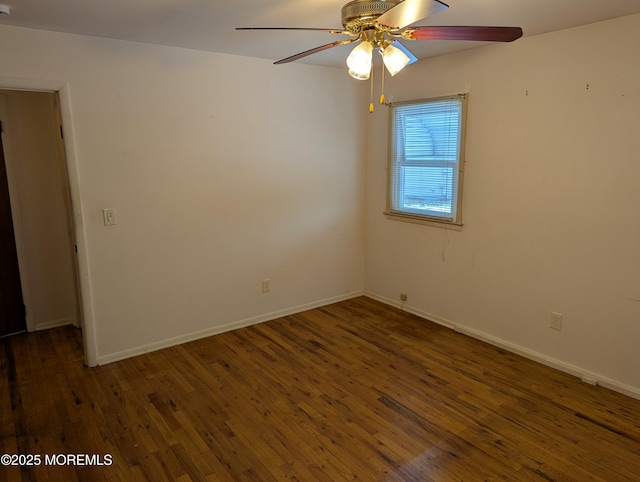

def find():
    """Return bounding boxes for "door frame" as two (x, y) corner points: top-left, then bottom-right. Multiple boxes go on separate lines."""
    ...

(0, 77), (97, 367)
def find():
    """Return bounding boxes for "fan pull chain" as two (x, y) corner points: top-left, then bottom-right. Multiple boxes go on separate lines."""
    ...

(369, 63), (374, 113)
(380, 59), (386, 105)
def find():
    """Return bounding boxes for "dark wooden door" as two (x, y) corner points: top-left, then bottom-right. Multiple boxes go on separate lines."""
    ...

(0, 122), (26, 337)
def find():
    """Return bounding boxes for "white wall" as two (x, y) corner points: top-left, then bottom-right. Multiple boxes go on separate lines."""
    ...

(0, 25), (366, 363)
(0, 90), (79, 331)
(365, 14), (640, 396)
(2, 13), (638, 397)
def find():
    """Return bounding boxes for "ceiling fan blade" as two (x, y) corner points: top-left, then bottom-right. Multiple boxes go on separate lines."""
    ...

(236, 27), (349, 35)
(406, 26), (523, 42)
(274, 39), (358, 64)
(377, 0), (449, 30)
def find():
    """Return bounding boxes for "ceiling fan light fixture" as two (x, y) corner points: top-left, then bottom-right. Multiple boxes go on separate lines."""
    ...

(346, 40), (373, 79)
(382, 43), (410, 76)
(348, 68), (370, 80)
(238, 0), (523, 111)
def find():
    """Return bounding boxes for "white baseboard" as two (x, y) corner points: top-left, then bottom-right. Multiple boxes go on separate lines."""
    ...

(364, 291), (640, 401)
(97, 290), (365, 366)
(34, 318), (77, 331)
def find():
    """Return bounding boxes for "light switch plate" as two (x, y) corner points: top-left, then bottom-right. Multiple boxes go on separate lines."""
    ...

(103, 208), (117, 226)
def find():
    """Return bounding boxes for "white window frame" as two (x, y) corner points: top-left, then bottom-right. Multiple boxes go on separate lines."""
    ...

(385, 94), (467, 229)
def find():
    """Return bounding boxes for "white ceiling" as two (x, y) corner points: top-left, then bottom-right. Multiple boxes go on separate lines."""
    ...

(1, 0), (640, 68)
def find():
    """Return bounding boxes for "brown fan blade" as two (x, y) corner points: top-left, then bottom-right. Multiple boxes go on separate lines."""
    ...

(274, 39), (358, 64)
(236, 27), (349, 35)
(377, 0), (449, 30)
(406, 26), (523, 42)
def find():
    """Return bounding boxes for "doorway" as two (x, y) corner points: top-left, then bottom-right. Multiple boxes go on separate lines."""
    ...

(0, 90), (81, 339)
(0, 126), (26, 337)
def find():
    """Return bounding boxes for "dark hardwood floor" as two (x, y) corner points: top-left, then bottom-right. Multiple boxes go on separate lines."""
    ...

(1, 296), (639, 481)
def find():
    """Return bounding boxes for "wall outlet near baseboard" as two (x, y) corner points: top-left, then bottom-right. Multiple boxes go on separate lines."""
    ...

(400, 293), (407, 302)
(550, 312), (563, 331)
(262, 279), (271, 293)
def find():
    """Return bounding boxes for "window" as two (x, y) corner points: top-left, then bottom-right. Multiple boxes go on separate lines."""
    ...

(386, 94), (467, 227)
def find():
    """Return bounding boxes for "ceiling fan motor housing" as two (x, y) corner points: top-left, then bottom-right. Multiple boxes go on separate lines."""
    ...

(341, 0), (401, 32)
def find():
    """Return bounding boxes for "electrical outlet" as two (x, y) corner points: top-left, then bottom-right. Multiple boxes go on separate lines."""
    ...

(400, 293), (408, 302)
(262, 279), (271, 293)
(550, 312), (563, 331)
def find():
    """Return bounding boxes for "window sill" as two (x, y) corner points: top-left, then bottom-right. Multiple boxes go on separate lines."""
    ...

(383, 211), (463, 231)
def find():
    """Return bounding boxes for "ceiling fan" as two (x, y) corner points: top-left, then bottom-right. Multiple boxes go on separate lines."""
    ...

(237, 0), (523, 110)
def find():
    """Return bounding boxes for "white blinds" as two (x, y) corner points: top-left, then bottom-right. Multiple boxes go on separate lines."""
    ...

(389, 96), (463, 222)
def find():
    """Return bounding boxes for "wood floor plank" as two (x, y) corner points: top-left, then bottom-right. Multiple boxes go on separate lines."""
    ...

(1, 296), (640, 480)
